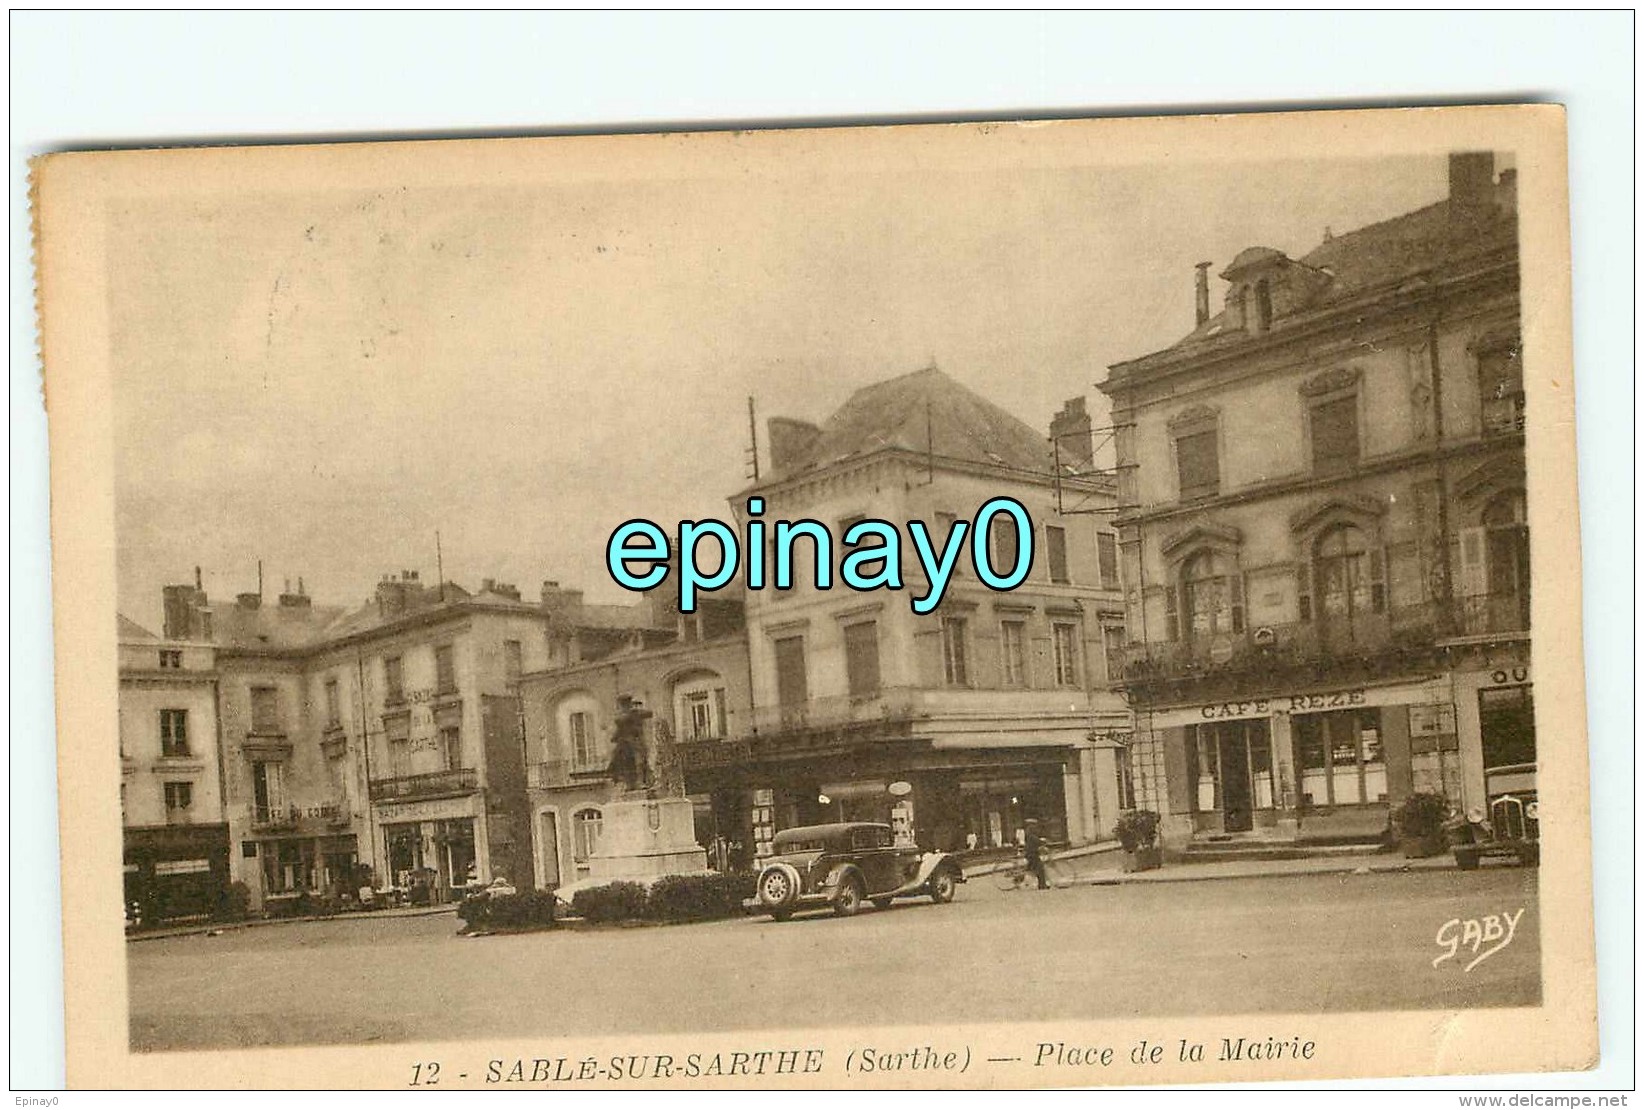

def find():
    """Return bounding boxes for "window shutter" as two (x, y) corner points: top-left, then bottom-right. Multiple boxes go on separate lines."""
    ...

(712, 688), (727, 739)
(1164, 585), (1179, 641)
(1458, 527), (1488, 597)
(1230, 573), (1246, 633)
(1297, 565), (1312, 622)
(1371, 547), (1387, 613)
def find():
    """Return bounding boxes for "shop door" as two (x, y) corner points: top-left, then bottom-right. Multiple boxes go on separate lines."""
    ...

(1219, 726), (1253, 832)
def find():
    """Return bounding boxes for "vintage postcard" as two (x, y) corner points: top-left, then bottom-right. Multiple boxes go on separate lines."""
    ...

(34, 105), (1594, 1089)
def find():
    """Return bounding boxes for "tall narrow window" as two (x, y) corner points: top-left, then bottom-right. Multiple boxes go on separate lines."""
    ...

(1102, 624), (1126, 683)
(1253, 279), (1273, 332)
(1309, 395), (1360, 474)
(573, 808), (603, 868)
(385, 717), (410, 779)
(843, 620), (881, 698)
(935, 512), (961, 578)
(252, 760), (285, 823)
(1311, 525), (1382, 620)
(941, 617), (969, 686)
(1175, 430), (1220, 500)
(440, 724), (463, 771)
(1000, 620), (1027, 686)
(1052, 622), (1082, 687)
(249, 687), (279, 734)
(1482, 491), (1530, 632)
(434, 644), (456, 694)
(1181, 551), (1244, 637)
(991, 514), (1020, 579)
(773, 636), (809, 707)
(1478, 345), (1525, 435)
(159, 709), (190, 756)
(568, 711), (597, 769)
(1045, 525), (1070, 584)
(163, 781), (193, 814)
(503, 640), (523, 688)
(1097, 532), (1119, 589)
(383, 656), (404, 704)
(324, 678), (341, 727)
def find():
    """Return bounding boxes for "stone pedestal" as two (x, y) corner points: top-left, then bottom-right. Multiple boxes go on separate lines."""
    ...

(587, 797), (707, 881)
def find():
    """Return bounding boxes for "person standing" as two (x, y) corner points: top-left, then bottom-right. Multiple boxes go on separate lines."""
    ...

(1023, 819), (1049, 890)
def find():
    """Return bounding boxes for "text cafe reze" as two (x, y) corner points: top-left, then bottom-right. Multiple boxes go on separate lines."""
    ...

(1199, 690), (1367, 720)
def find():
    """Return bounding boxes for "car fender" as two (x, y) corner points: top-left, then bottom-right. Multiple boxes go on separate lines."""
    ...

(893, 852), (963, 895)
(822, 862), (864, 897)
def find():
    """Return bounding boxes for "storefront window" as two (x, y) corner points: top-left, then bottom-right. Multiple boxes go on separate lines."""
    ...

(1479, 685), (1535, 768)
(1294, 710), (1385, 805)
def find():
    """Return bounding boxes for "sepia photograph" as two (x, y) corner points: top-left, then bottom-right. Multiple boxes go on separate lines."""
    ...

(34, 102), (1596, 1090)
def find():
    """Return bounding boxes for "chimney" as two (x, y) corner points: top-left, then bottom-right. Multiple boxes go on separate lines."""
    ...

(1449, 151), (1495, 222)
(278, 575), (311, 610)
(1194, 262), (1212, 326)
(766, 417), (823, 476)
(162, 581), (210, 641)
(1050, 397), (1094, 470)
(235, 591), (262, 611)
(375, 574), (409, 617)
(540, 581), (585, 615)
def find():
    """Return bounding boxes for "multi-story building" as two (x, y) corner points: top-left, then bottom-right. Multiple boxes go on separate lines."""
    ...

(147, 570), (554, 912)
(1100, 152), (1528, 850)
(688, 366), (1131, 858)
(118, 598), (230, 922)
(519, 587), (750, 886)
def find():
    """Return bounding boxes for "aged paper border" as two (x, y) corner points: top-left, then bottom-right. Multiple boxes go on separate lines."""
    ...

(35, 104), (1593, 1090)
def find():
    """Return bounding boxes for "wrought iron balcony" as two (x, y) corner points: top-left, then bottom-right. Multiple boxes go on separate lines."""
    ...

(368, 767), (479, 801)
(743, 688), (923, 738)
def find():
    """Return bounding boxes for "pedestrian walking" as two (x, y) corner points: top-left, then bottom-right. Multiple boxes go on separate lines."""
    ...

(1023, 819), (1049, 890)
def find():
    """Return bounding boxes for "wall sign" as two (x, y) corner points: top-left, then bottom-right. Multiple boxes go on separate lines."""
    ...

(1197, 689), (1366, 720)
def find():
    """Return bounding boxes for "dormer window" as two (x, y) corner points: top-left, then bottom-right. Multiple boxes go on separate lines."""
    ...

(1253, 279), (1273, 333)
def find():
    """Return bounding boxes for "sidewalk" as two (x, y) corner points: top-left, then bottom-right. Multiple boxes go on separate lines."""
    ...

(966, 841), (1459, 888)
(127, 901), (458, 942)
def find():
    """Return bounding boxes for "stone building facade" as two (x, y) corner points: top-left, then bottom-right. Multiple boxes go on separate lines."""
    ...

(1100, 152), (1529, 850)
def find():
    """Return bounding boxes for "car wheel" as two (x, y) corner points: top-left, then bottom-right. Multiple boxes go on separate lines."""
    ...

(871, 897), (894, 911)
(757, 863), (801, 914)
(833, 877), (863, 917)
(929, 868), (957, 904)
(1454, 850), (1480, 871)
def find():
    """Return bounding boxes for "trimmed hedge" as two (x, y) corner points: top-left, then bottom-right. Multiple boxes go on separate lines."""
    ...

(459, 889), (557, 933)
(646, 872), (757, 922)
(565, 872), (758, 925)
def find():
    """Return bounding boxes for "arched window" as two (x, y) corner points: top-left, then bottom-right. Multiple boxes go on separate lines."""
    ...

(1308, 524), (1384, 620)
(1171, 550), (1243, 639)
(572, 808), (603, 869)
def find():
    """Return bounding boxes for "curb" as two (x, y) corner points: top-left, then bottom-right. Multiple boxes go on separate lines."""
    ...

(127, 903), (459, 942)
(1070, 856), (1456, 888)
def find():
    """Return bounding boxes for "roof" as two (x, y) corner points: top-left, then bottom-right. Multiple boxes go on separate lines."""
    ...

(1114, 175), (1517, 376)
(768, 365), (1058, 481)
(214, 600), (351, 651)
(117, 613), (160, 641)
(772, 822), (891, 846)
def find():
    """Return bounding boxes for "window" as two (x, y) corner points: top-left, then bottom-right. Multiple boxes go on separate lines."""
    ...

(1253, 278), (1273, 333)
(991, 514), (1020, 579)
(1102, 624), (1126, 683)
(163, 781), (193, 813)
(251, 760), (285, 823)
(568, 711), (598, 769)
(434, 645), (456, 694)
(1294, 711), (1386, 805)
(327, 750), (348, 805)
(1115, 748), (1136, 811)
(1174, 550), (1243, 639)
(1305, 524), (1383, 621)
(674, 676), (728, 741)
(572, 808), (603, 867)
(1052, 622), (1081, 687)
(940, 617), (969, 686)
(935, 512), (961, 578)
(1097, 532), (1119, 590)
(1309, 395), (1360, 474)
(1044, 525), (1069, 584)
(773, 636), (809, 707)
(159, 649), (182, 669)
(386, 716), (410, 779)
(843, 620), (881, 698)
(682, 691), (716, 740)
(440, 725), (463, 771)
(1000, 620), (1027, 686)
(159, 709), (190, 757)
(1478, 344), (1524, 435)
(503, 640), (523, 687)
(1175, 429), (1220, 500)
(384, 656), (404, 704)
(249, 686), (280, 734)
(324, 678), (341, 727)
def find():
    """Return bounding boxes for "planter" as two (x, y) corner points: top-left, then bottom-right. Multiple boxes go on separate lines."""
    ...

(1122, 846), (1163, 873)
(1399, 833), (1447, 859)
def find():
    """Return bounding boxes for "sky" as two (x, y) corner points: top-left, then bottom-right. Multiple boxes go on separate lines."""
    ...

(110, 143), (1450, 630)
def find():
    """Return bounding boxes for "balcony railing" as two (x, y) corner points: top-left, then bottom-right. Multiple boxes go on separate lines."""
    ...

(252, 805), (299, 830)
(743, 687), (922, 737)
(368, 767), (479, 801)
(1120, 597), (1530, 687)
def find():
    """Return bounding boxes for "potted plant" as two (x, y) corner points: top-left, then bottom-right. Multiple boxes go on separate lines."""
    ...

(1392, 791), (1451, 858)
(1114, 809), (1162, 873)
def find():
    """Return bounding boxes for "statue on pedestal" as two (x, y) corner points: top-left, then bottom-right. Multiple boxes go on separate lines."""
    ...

(605, 695), (653, 794)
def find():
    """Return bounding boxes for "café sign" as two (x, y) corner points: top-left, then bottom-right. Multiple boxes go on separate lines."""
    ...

(1197, 689), (1367, 720)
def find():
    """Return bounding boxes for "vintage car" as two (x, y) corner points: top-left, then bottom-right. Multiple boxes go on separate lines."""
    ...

(746, 822), (965, 920)
(1450, 761), (1539, 869)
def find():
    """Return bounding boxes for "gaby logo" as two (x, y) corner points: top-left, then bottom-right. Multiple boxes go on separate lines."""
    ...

(1432, 908), (1527, 972)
